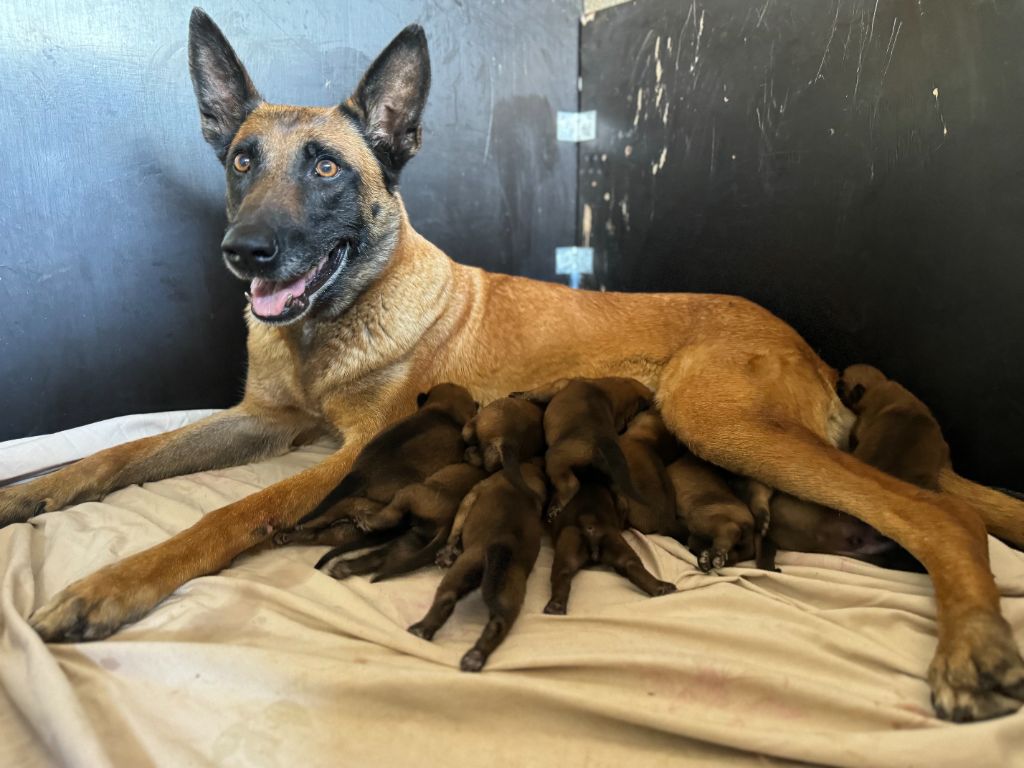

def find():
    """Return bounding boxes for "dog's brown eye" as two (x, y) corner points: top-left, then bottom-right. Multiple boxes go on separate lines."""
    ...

(315, 159), (338, 178)
(232, 153), (251, 173)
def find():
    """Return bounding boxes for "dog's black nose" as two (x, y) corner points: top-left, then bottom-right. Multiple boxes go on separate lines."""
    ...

(221, 224), (278, 271)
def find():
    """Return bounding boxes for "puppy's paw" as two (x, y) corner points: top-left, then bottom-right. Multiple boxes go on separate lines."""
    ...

(651, 580), (676, 596)
(929, 610), (1024, 722)
(408, 621), (436, 641)
(543, 599), (567, 615)
(460, 648), (487, 672)
(436, 545), (461, 568)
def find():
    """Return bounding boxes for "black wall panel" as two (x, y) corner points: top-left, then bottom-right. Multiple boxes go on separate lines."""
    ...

(0, 1), (579, 440)
(580, 0), (1024, 490)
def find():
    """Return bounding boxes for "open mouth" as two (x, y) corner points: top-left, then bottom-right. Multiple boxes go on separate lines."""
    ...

(246, 243), (349, 323)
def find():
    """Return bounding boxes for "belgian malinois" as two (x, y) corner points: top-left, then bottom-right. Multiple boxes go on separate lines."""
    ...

(3, 8), (1023, 721)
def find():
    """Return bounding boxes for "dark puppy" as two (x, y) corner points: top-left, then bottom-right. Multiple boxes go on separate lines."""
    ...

(515, 377), (652, 518)
(667, 453), (756, 572)
(409, 461), (547, 672)
(838, 364), (950, 489)
(616, 410), (685, 537)
(280, 383), (477, 547)
(315, 461), (487, 581)
(462, 397), (545, 497)
(545, 473), (676, 616)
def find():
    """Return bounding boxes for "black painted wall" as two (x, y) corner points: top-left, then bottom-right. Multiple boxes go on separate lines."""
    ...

(580, 0), (1024, 490)
(0, 1), (579, 441)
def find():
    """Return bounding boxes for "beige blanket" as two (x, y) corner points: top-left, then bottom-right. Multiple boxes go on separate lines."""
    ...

(2, 438), (1023, 767)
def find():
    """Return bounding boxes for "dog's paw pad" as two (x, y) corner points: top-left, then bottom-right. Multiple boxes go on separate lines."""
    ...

(543, 600), (567, 615)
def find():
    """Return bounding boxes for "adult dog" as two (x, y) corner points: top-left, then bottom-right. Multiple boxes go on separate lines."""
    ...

(3, 9), (1022, 722)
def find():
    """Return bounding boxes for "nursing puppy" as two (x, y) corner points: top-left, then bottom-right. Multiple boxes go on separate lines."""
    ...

(284, 383), (478, 545)
(545, 473), (676, 616)
(316, 461), (488, 581)
(462, 396), (545, 497)
(515, 377), (652, 518)
(667, 454), (756, 572)
(616, 410), (686, 537)
(409, 460), (547, 672)
(838, 364), (950, 489)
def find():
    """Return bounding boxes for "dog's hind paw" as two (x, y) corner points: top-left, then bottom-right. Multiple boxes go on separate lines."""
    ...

(928, 610), (1024, 721)
(543, 599), (567, 615)
(408, 621), (436, 641)
(651, 580), (677, 596)
(460, 648), (487, 672)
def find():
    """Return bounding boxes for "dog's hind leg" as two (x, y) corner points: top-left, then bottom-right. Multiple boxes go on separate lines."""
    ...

(461, 549), (530, 672)
(658, 343), (1024, 721)
(600, 530), (676, 597)
(938, 467), (1024, 549)
(317, 546), (389, 580)
(0, 405), (314, 526)
(544, 527), (587, 615)
(409, 550), (485, 641)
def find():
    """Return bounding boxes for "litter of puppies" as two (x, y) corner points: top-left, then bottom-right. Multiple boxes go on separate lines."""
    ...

(280, 369), (944, 671)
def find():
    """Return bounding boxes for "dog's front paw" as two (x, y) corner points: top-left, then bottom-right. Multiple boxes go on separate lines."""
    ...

(30, 568), (158, 642)
(0, 485), (52, 527)
(435, 544), (461, 568)
(928, 610), (1024, 721)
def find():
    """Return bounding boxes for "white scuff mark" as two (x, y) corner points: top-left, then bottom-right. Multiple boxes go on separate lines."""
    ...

(662, 100), (670, 125)
(655, 83), (666, 109)
(828, 127), (836, 135)
(868, 0), (880, 41)
(581, 11), (595, 26)
(731, 153), (737, 160)
(810, 0), (842, 86)
(655, 36), (664, 83)
(624, 144), (633, 157)
(605, 219), (616, 236)
(619, 197), (630, 230)
(601, 153), (608, 161)
(691, 8), (705, 73)
(652, 146), (669, 175)
(879, 18), (902, 89)
(590, 180), (598, 187)
(675, 2), (696, 72)
(667, 36), (673, 54)
(757, 0), (772, 28)
(483, 64), (495, 162)
(632, 87), (644, 127)
(603, 191), (611, 201)
(932, 87), (949, 136)
(582, 204), (593, 247)
(324, 79), (331, 89)
(577, 76), (583, 92)
(723, 96), (729, 103)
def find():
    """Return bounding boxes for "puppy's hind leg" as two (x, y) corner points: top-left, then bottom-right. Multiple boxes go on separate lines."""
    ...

(544, 445), (581, 520)
(545, 527), (587, 615)
(462, 546), (530, 672)
(409, 550), (485, 641)
(317, 546), (389, 580)
(601, 530), (676, 597)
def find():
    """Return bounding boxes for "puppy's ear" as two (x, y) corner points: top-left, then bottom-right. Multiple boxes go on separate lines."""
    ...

(416, 391), (429, 408)
(345, 25), (431, 187)
(846, 383), (866, 406)
(188, 8), (262, 161)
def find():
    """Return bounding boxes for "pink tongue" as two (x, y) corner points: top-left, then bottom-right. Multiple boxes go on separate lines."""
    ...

(250, 274), (307, 317)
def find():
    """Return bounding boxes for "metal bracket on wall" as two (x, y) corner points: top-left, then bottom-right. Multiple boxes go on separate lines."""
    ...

(557, 111), (597, 142)
(555, 246), (594, 289)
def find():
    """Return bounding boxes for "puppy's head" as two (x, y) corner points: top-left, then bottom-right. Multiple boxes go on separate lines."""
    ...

(597, 377), (654, 425)
(416, 383), (479, 425)
(837, 364), (888, 411)
(188, 8), (430, 325)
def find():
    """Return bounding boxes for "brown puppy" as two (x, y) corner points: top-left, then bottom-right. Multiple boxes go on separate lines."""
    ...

(462, 397), (545, 497)
(409, 461), (547, 672)
(545, 473), (676, 615)
(667, 454), (756, 572)
(516, 377), (652, 518)
(839, 364), (951, 489)
(315, 461), (487, 581)
(616, 410), (686, 537)
(286, 383), (478, 540)
(15, 11), (1024, 721)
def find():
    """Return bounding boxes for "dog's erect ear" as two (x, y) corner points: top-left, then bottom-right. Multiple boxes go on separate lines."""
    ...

(188, 8), (262, 161)
(416, 392), (429, 408)
(347, 25), (431, 186)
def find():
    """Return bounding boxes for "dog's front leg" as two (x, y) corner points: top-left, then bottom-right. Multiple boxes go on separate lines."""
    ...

(0, 405), (315, 526)
(29, 434), (368, 643)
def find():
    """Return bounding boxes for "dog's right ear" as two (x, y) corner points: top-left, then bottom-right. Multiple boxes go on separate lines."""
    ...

(188, 8), (262, 161)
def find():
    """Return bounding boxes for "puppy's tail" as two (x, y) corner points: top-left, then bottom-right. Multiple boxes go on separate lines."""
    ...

(594, 437), (647, 506)
(371, 528), (448, 582)
(481, 540), (515, 604)
(938, 466), (1024, 550)
(498, 442), (538, 501)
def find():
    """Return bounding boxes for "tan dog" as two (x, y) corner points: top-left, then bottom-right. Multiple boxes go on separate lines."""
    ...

(462, 396), (545, 497)
(7, 9), (1024, 721)
(545, 474), (676, 615)
(315, 461), (487, 581)
(667, 454), (756, 572)
(409, 461), (547, 671)
(616, 411), (685, 537)
(515, 377), (652, 518)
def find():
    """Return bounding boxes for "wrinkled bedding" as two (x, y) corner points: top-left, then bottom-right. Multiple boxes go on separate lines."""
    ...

(1, 415), (1022, 767)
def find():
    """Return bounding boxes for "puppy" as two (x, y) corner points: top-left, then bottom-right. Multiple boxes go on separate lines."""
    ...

(616, 410), (685, 537)
(515, 377), (652, 517)
(838, 364), (950, 489)
(315, 462), (488, 581)
(666, 453), (756, 572)
(545, 472), (676, 615)
(462, 397), (545, 497)
(280, 383), (477, 547)
(743, 364), (947, 570)
(409, 460), (547, 672)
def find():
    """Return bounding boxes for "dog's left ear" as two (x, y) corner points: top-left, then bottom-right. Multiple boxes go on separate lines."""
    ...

(347, 25), (431, 186)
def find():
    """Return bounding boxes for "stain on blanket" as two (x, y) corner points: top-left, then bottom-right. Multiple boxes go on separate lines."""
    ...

(213, 700), (314, 766)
